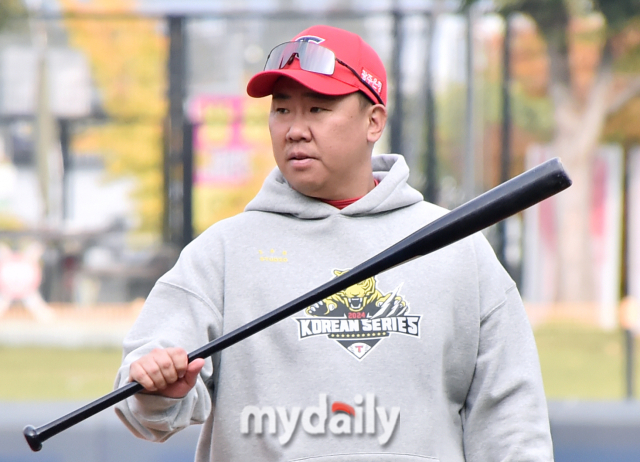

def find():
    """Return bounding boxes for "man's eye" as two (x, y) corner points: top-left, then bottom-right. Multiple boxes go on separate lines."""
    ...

(274, 107), (289, 114)
(310, 107), (324, 113)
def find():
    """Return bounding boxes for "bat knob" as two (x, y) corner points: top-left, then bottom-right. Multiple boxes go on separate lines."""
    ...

(23, 425), (43, 452)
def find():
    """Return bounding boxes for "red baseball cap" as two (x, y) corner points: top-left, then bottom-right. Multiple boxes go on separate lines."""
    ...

(247, 25), (387, 106)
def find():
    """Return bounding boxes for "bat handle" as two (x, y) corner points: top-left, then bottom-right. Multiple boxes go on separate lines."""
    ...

(23, 380), (144, 451)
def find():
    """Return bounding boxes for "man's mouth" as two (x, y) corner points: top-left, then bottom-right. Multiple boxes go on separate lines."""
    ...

(288, 152), (314, 161)
(287, 153), (317, 167)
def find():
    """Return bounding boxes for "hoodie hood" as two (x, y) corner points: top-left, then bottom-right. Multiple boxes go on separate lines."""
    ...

(244, 154), (424, 219)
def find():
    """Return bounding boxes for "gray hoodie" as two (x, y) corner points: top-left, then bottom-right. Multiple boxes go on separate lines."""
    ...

(115, 154), (553, 461)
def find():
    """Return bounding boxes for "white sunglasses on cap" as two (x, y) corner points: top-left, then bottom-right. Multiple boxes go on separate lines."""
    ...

(264, 40), (384, 106)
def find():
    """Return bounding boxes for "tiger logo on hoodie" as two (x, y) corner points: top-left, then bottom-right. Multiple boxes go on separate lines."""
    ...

(297, 269), (420, 360)
(306, 270), (407, 319)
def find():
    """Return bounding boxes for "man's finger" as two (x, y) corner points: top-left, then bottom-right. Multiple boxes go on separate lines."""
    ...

(141, 356), (170, 390)
(165, 347), (189, 379)
(129, 361), (159, 392)
(183, 358), (205, 389)
(155, 350), (181, 385)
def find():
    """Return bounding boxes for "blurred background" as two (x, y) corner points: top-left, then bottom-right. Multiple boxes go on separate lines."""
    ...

(1, 0), (640, 460)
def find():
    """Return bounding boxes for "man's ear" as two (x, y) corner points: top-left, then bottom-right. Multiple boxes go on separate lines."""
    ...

(367, 105), (387, 144)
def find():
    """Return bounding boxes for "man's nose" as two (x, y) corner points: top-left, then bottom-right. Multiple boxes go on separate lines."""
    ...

(286, 114), (311, 142)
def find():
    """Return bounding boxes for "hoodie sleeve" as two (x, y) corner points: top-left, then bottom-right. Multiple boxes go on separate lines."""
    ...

(461, 236), (553, 461)
(113, 234), (225, 442)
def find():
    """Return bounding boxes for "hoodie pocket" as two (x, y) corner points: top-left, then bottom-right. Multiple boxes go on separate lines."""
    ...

(290, 454), (439, 462)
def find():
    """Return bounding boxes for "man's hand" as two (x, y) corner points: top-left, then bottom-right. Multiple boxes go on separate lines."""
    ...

(128, 347), (205, 398)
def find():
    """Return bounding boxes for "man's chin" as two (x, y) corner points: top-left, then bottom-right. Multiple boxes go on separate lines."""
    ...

(287, 179), (331, 200)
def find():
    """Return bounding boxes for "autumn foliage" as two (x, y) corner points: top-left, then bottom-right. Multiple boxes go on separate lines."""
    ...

(59, 0), (167, 235)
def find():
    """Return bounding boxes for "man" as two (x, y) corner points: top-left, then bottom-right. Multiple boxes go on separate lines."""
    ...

(115, 25), (554, 461)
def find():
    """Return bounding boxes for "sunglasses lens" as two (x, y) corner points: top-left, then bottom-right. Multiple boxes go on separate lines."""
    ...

(264, 42), (297, 70)
(299, 43), (335, 75)
(264, 41), (335, 75)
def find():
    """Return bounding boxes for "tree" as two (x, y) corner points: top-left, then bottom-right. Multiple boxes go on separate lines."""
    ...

(602, 17), (640, 147)
(466, 0), (640, 305)
(58, 0), (167, 237)
(0, 0), (26, 32)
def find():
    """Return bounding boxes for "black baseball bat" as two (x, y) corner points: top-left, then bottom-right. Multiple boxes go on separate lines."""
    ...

(24, 157), (571, 451)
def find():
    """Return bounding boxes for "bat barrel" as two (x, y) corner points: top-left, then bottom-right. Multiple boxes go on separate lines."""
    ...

(319, 157), (572, 287)
(408, 156), (571, 255)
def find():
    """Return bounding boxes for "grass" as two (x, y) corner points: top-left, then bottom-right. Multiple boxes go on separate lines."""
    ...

(534, 322), (640, 399)
(1, 322), (639, 400)
(0, 346), (123, 401)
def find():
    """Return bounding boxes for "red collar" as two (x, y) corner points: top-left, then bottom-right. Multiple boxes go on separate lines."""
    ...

(322, 178), (379, 210)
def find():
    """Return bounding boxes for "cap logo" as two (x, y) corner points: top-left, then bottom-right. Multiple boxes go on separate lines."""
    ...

(295, 35), (325, 44)
(361, 68), (383, 95)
